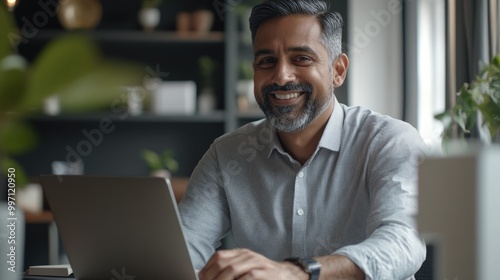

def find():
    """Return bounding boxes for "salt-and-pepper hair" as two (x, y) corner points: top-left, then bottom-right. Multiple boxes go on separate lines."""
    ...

(249, 0), (344, 62)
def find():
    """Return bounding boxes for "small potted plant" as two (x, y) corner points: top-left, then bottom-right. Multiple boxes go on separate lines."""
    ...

(141, 149), (179, 179)
(435, 54), (500, 144)
(138, 0), (162, 31)
(236, 60), (256, 112)
(197, 55), (217, 113)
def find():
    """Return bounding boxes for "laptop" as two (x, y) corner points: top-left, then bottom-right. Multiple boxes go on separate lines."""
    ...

(40, 175), (198, 280)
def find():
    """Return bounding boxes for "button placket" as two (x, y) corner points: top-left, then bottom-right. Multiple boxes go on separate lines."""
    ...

(291, 168), (307, 256)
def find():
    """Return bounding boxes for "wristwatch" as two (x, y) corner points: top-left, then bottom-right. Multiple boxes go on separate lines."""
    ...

(284, 257), (321, 280)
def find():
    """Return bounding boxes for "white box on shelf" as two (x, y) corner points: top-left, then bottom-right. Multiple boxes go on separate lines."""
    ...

(152, 81), (196, 115)
(418, 144), (500, 280)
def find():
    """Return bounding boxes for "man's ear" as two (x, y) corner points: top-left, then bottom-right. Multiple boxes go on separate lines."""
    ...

(332, 53), (349, 87)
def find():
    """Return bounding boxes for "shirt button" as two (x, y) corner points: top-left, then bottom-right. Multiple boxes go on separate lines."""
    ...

(298, 172), (304, 178)
(297, 209), (304, 216)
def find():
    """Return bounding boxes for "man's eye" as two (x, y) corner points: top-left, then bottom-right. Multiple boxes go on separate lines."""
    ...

(294, 56), (312, 64)
(255, 57), (276, 68)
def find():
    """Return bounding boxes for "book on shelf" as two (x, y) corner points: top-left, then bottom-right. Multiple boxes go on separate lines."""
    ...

(26, 264), (73, 277)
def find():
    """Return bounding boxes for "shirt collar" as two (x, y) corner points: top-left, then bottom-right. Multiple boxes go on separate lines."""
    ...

(318, 97), (344, 152)
(265, 97), (344, 158)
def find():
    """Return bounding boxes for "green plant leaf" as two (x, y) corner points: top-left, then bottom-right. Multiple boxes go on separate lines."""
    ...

(492, 55), (500, 68)
(479, 97), (500, 137)
(199, 56), (216, 88)
(0, 55), (28, 112)
(435, 54), (500, 143)
(142, 149), (163, 171)
(142, 0), (162, 8)
(0, 121), (38, 155)
(56, 62), (142, 113)
(0, 4), (14, 60)
(162, 150), (178, 172)
(21, 35), (101, 110)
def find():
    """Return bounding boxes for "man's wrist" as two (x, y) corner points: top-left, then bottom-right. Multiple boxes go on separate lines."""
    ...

(284, 257), (321, 280)
(281, 261), (310, 280)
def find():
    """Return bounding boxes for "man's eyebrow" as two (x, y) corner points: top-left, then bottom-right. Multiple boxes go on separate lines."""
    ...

(254, 46), (318, 58)
(254, 49), (274, 57)
(287, 46), (317, 55)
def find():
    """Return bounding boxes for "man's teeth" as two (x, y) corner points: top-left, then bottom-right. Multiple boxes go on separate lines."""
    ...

(274, 92), (301, 100)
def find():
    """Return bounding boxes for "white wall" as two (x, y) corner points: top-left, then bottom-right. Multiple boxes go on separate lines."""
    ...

(347, 0), (404, 119)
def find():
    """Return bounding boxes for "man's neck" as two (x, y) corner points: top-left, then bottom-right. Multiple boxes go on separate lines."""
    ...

(277, 101), (334, 165)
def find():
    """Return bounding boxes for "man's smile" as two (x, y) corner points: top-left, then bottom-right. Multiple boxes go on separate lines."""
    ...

(272, 92), (304, 100)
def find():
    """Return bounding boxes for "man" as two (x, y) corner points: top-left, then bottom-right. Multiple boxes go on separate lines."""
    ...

(178, 0), (426, 279)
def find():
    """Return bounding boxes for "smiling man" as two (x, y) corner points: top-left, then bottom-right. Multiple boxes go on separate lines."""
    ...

(178, 1), (426, 279)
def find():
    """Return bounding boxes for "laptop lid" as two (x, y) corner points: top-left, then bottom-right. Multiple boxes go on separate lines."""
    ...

(40, 175), (198, 280)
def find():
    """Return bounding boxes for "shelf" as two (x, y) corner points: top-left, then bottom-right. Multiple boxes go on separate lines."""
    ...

(28, 111), (227, 123)
(31, 30), (225, 44)
(25, 211), (53, 224)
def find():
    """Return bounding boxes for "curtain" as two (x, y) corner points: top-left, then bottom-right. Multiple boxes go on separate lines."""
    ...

(453, 0), (499, 94)
(448, 0), (499, 139)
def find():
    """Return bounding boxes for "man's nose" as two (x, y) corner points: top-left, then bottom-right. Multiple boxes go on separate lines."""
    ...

(271, 61), (295, 86)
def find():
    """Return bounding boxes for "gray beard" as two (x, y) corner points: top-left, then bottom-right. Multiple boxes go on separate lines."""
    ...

(259, 92), (333, 133)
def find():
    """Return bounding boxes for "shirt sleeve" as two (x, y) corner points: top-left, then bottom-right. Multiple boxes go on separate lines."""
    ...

(178, 143), (231, 270)
(333, 121), (427, 279)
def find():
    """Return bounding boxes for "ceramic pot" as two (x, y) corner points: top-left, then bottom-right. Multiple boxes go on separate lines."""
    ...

(151, 169), (171, 180)
(176, 12), (190, 33)
(191, 9), (214, 34)
(17, 183), (43, 213)
(198, 87), (216, 113)
(139, 8), (161, 32)
(237, 80), (257, 111)
(58, 0), (102, 30)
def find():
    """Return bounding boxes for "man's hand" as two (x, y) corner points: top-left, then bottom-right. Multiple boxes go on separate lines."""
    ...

(199, 248), (308, 280)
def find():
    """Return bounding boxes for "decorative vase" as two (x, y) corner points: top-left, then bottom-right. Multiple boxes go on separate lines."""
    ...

(198, 87), (216, 113)
(191, 9), (214, 34)
(57, 0), (102, 30)
(139, 8), (161, 32)
(237, 80), (257, 111)
(16, 183), (43, 213)
(176, 12), (190, 33)
(151, 169), (171, 180)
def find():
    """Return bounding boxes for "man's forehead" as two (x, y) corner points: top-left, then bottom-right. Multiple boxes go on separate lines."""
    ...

(253, 15), (325, 55)
(255, 14), (322, 35)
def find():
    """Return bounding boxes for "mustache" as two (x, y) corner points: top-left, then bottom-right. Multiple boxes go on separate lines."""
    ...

(262, 83), (313, 95)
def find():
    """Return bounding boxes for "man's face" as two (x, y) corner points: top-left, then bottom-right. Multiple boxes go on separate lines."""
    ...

(253, 15), (335, 132)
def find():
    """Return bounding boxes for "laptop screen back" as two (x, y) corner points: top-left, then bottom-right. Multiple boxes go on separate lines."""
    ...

(40, 175), (197, 280)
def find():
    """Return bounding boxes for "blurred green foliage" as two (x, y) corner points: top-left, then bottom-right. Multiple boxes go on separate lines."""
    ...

(436, 55), (500, 143)
(0, 4), (142, 187)
(141, 149), (179, 173)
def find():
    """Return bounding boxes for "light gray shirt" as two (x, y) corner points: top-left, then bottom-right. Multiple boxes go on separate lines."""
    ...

(178, 100), (426, 279)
